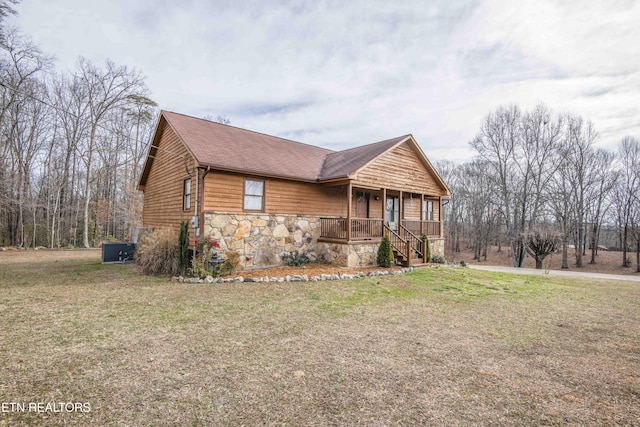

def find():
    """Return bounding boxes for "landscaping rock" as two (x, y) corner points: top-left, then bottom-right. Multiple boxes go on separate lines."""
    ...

(204, 275), (215, 283)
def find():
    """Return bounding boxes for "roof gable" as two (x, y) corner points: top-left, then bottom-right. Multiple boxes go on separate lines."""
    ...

(319, 135), (410, 180)
(353, 138), (451, 195)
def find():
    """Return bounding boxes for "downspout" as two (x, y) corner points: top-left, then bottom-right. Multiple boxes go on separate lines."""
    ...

(200, 166), (211, 237)
(191, 166), (211, 261)
(192, 167), (199, 263)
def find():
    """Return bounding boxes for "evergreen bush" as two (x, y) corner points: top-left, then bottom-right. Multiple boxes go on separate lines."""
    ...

(178, 221), (189, 275)
(377, 236), (394, 267)
(422, 235), (431, 263)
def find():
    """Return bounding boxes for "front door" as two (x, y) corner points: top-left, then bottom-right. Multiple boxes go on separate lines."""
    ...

(356, 192), (369, 218)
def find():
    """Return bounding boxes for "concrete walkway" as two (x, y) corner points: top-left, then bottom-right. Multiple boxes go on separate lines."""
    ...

(468, 264), (640, 283)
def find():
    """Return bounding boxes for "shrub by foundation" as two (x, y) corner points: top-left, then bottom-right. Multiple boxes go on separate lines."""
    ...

(377, 236), (394, 267)
(135, 227), (180, 276)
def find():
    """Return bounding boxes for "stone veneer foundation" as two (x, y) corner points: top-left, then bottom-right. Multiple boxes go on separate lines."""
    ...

(203, 212), (444, 269)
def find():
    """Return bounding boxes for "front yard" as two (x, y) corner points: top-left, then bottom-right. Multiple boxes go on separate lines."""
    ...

(1, 250), (639, 425)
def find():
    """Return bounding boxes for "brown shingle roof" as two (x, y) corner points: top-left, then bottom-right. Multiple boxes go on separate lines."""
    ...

(163, 111), (333, 181)
(140, 111), (443, 190)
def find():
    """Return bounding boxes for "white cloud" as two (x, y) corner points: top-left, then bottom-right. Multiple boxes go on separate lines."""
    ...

(9, 0), (640, 161)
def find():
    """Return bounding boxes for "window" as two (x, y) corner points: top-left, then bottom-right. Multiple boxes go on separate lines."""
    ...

(244, 179), (264, 211)
(385, 196), (399, 230)
(423, 200), (434, 221)
(183, 178), (191, 211)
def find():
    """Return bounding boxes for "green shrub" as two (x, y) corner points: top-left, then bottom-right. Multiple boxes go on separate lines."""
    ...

(282, 250), (310, 267)
(135, 227), (179, 276)
(431, 254), (446, 264)
(422, 236), (431, 263)
(377, 236), (394, 268)
(178, 221), (189, 275)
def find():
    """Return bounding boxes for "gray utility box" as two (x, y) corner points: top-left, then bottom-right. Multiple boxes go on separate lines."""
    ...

(102, 242), (136, 264)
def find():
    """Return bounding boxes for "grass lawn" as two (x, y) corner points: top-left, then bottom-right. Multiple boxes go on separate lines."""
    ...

(1, 250), (639, 426)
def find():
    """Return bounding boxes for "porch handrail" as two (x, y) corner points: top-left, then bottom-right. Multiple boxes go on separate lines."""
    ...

(398, 224), (424, 261)
(384, 224), (409, 261)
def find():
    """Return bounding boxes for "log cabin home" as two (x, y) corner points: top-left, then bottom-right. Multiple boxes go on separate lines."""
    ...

(138, 111), (451, 269)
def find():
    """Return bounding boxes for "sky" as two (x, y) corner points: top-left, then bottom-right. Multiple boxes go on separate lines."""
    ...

(8, 0), (640, 162)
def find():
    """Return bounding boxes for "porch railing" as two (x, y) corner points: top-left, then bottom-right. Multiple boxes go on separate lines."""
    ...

(351, 218), (383, 239)
(320, 218), (441, 241)
(402, 220), (441, 237)
(320, 217), (384, 240)
(320, 217), (348, 240)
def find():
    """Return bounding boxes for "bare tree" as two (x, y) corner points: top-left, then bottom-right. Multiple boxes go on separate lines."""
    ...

(564, 116), (600, 267)
(49, 72), (90, 246)
(435, 160), (463, 253)
(548, 145), (574, 269)
(75, 57), (148, 248)
(471, 104), (562, 267)
(458, 160), (497, 261)
(0, 0), (19, 43)
(202, 113), (231, 125)
(0, 28), (52, 247)
(521, 228), (562, 269)
(615, 136), (640, 267)
(586, 148), (617, 264)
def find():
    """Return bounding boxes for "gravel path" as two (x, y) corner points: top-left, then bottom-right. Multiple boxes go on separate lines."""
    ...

(468, 264), (640, 283)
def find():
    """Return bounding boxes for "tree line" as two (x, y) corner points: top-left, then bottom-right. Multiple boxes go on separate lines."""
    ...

(0, 9), (158, 248)
(438, 104), (640, 271)
(2, 3), (638, 271)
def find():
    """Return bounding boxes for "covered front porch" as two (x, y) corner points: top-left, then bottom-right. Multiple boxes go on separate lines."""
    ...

(318, 184), (445, 266)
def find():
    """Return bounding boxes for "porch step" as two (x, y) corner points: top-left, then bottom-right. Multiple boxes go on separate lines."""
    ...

(392, 250), (409, 267)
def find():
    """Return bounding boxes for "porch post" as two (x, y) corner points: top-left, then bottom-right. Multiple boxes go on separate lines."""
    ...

(439, 196), (443, 238)
(399, 190), (403, 228)
(420, 194), (424, 236)
(347, 182), (352, 242)
(382, 187), (386, 236)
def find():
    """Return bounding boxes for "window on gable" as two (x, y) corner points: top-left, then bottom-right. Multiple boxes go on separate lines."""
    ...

(183, 178), (191, 211)
(244, 179), (264, 211)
